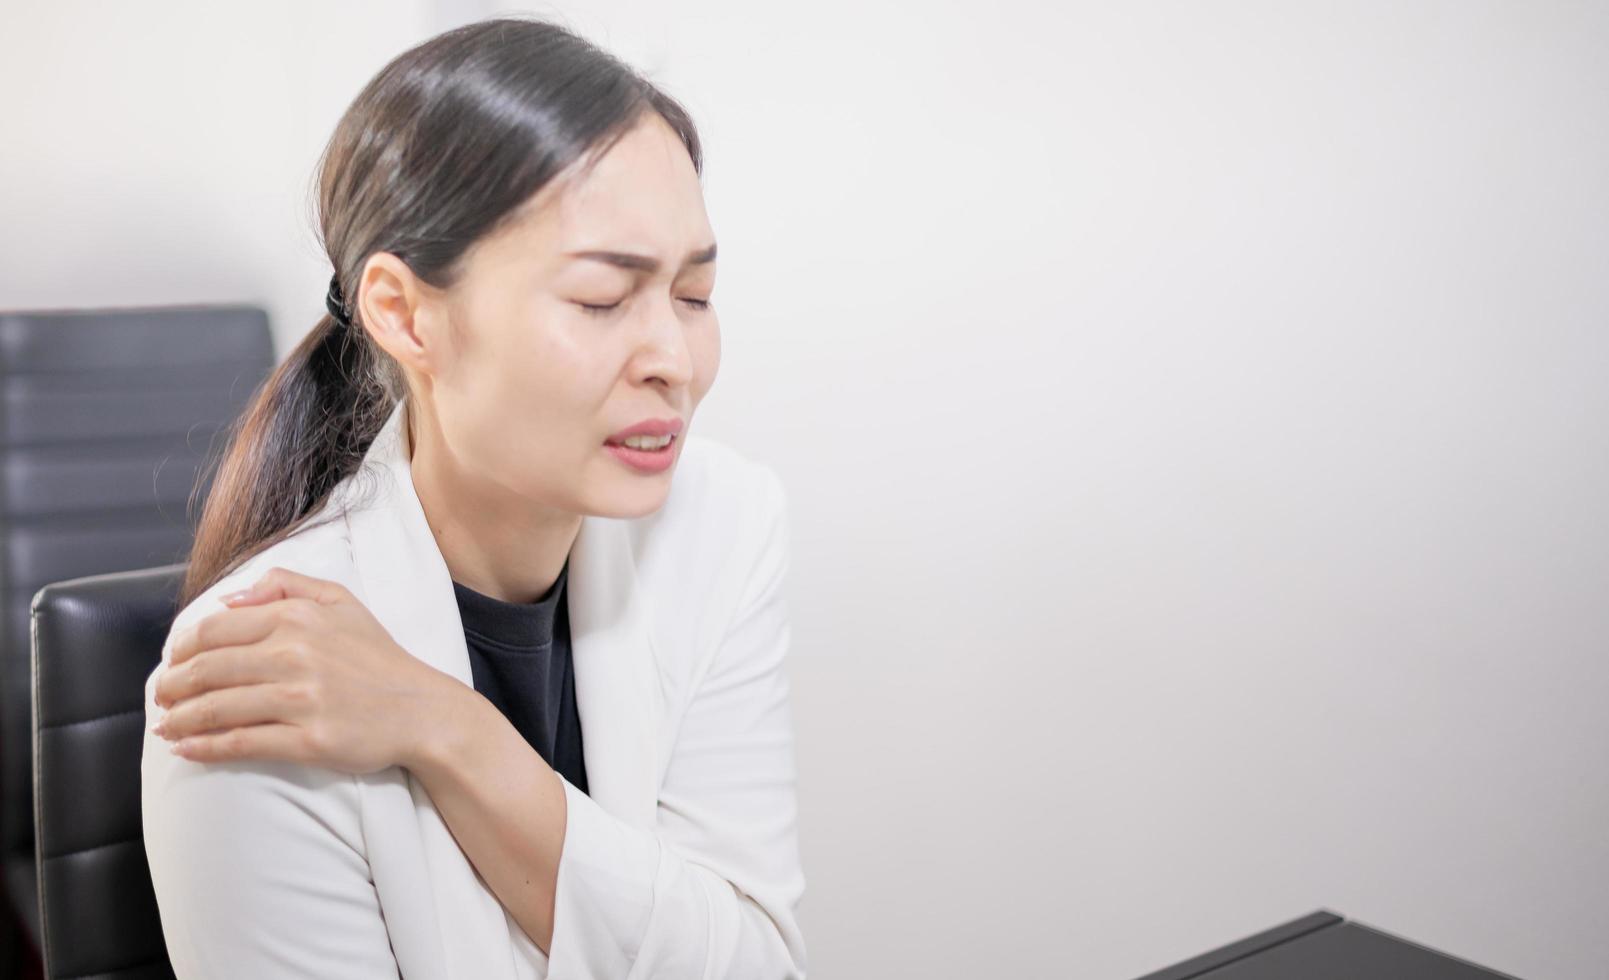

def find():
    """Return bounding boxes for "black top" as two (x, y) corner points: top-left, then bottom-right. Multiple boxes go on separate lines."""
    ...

(452, 558), (588, 794)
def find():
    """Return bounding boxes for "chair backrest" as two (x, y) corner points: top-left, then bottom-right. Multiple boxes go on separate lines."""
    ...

(31, 563), (186, 980)
(0, 304), (272, 955)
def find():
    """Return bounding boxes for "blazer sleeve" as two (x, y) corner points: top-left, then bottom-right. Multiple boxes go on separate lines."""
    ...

(544, 464), (808, 979)
(140, 594), (403, 979)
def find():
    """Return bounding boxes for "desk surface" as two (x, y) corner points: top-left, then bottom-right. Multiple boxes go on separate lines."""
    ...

(1134, 910), (1523, 980)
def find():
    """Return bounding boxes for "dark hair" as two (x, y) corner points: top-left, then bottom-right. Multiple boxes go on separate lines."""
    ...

(179, 15), (703, 610)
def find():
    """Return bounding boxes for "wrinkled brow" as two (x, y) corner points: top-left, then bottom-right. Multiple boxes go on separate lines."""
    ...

(564, 243), (717, 274)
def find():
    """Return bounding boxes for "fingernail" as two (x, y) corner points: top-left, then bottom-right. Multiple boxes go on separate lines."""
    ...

(221, 589), (252, 604)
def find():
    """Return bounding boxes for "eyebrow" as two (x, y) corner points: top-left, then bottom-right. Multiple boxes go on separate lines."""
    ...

(564, 242), (717, 274)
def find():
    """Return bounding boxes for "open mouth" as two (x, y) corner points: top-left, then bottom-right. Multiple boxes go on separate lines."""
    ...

(605, 433), (676, 452)
(604, 433), (678, 471)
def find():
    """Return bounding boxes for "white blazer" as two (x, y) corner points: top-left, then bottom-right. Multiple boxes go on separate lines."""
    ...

(140, 397), (807, 979)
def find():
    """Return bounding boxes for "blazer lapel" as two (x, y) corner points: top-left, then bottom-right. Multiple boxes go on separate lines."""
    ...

(338, 398), (661, 971)
(566, 511), (663, 830)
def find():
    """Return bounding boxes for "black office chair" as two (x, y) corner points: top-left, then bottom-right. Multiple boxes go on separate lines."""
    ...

(31, 563), (185, 980)
(0, 303), (273, 971)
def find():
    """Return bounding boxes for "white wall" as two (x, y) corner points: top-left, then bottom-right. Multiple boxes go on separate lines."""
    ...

(0, 0), (440, 347)
(4, 2), (1606, 978)
(612, 3), (1609, 977)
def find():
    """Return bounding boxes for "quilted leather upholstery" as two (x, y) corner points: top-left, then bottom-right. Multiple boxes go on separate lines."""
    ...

(0, 305), (272, 963)
(32, 563), (186, 979)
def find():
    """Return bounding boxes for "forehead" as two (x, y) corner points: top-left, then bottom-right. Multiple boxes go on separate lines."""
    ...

(501, 115), (713, 268)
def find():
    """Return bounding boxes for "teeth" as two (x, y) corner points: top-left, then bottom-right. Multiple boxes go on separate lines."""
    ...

(618, 433), (673, 450)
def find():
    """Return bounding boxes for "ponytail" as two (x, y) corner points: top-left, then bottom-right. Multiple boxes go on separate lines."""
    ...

(178, 310), (397, 609)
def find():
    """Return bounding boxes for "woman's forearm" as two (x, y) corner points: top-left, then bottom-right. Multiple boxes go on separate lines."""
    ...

(405, 676), (568, 954)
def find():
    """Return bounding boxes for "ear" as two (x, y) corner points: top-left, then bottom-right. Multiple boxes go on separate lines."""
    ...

(356, 251), (448, 378)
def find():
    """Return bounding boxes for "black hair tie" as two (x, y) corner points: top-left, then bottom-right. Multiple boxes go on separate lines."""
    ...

(325, 273), (353, 328)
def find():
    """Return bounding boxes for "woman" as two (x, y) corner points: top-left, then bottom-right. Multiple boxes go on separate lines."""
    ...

(139, 16), (805, 979)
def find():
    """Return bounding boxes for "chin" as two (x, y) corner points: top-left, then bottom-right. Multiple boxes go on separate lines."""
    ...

(589, 482), (672, 520)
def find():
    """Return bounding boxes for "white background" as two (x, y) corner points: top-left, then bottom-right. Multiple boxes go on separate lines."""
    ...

(2, 2), (1605, 977)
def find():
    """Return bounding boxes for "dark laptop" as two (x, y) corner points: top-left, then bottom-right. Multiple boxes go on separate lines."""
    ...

(1134, 910), (1524, 980)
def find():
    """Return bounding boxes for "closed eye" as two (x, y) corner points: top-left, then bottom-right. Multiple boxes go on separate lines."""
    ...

(576, 298), (712, 315)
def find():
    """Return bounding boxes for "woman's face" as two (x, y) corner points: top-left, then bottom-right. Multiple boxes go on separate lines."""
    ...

(400, 113), (720, 519)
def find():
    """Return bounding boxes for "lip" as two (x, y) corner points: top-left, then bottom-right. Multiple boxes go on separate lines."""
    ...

(604, 433), (679, 474)
(605, 417), (684, 443)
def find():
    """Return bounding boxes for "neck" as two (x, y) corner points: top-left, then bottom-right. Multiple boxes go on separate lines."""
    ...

(404, 400), (581, 605)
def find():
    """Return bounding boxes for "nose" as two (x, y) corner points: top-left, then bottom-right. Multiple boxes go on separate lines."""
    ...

(630, 292), (694, 389)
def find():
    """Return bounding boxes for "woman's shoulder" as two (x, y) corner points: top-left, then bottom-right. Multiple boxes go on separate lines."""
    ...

(674, 430), (774, 481)
(640, 431), (787, 557)
(668, 431), (785, 518)
(141, 512), (374, 931)
(626, 432), (790, 658)
(168, 509), (360, 645)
